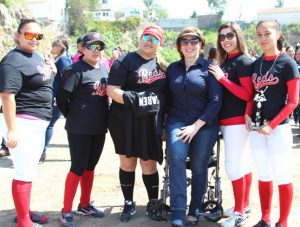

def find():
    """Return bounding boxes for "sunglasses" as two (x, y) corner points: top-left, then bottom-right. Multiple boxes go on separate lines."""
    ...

(22, 32), (43, 41)
(142, 35), (160, 45)
(180, 38), (200, 46)
(218, 32), (236, 42)
(86, 44), (105, 51)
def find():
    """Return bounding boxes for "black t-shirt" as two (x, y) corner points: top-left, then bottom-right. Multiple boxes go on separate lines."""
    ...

(61, 60), (109, 135)
(108, 52), (168, 111)
(219, 54), (253, 120)
(0, 48), (54, 120)
(251, 53), (300, 125)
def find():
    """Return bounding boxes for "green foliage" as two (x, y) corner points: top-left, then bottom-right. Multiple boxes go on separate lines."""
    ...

(275, 0), (284, 8)
(207, 0), (227, 16)
(190, 11), (197, 19)
(0, 0), (13, 7)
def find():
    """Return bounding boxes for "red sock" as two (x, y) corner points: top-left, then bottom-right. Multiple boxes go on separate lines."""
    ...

(244, 172), (252, 208)
(258, 180), (273, 223)
(63, 172), (81, 212)
(80, 170), (94, 207)
(277, 183), (293, 227)
(232, 177), (245, 214)
(12, 179), (33, 227)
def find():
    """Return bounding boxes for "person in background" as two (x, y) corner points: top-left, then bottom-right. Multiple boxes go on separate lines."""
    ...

(72, 35), (84, 63)
(108, 47), (122, 68)
(285, 46), (295, 59)
(107, 25), (168, 222)
(207, 46), (217, 63)
(39, 35), (72, 163)
(57, 32), (109, 227)
(209, 21), (254, 227)
(167, 26), (222, 227)
(0, 18), (56, 227)
(292, 45), (300, 127)
(99, 49), (110, 72)
(246, 20), (299, 227)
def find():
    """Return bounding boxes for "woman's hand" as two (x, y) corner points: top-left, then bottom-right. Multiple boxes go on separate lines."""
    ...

(176, 119), (205, 143)
(208, 64), (225, 81)
(7, 129), (18, 148)
(245, 114), (252, 131)
(258, 123), (273, 136)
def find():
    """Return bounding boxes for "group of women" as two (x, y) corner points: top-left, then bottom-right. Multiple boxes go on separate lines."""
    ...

(0, 18), (298, 227)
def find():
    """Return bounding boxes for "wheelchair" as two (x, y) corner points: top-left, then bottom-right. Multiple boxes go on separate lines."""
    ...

(146, 135), (223, 223)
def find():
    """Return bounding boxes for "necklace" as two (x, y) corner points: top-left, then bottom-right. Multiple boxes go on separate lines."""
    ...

(259, 54), (279, 76)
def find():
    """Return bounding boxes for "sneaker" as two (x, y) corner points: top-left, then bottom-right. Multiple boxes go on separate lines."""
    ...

(275, 223), (281, 227)
(76, 203), (105, 218)
(39, 152), (46, 164)
(171, 219), (184, 227)
(14, 211), (49, 224)
(252, 220), (271, 227)
(0, 147), (9, 157)
(223, 206), (251, 218)
(221, 212), (246, 227)
(120, 200), (136, 222)
(60, 209), (76, 227)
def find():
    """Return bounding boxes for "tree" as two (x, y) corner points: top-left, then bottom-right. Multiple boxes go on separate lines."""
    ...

(66, 0), (100, 35)
(275, 0), (284, 8)
(207, 0), (227, 16)
(143, 0), (168, 20)
(190, 11), (197, 18)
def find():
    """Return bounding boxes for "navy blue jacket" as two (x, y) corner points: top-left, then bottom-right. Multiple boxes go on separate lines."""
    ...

(166, 57), (222, 126)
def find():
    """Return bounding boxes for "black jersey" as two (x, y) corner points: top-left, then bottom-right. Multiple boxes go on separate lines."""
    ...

(251, 53), (300, 126)
(0, 48), (54, 120)
(108, 52), (168, 163)
(219, 54), (253, 120)
(61, 60), (108, 135)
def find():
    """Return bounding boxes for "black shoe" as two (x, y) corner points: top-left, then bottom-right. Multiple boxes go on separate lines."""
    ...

(275, 223), (282, 227)
(120, 200), (136, 222)
(39, 152), (46, 164)
(252, 220), (271, 227)
(0, 147), (9, 157)
(185, 215), (199, 226)
(76, 203), (105, 218)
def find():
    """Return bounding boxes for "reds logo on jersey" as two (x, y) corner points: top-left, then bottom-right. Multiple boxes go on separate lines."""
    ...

(137, 68), (166, 84)
(252, 72), (279, 90)
(91, 81), (107, 96)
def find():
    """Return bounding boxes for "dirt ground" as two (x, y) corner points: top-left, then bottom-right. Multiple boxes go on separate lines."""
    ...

(0, 118), (300, 227)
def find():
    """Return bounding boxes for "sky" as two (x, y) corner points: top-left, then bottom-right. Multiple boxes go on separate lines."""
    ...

(133, 0), (300, 21)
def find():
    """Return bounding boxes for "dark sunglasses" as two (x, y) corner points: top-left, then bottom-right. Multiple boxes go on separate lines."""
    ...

(86, 44), (105, 51)
(180, 38), (200, 46)
(218, 32), (236, 42)
(22, 32), (43, 41)
(142, 35), (159, 45)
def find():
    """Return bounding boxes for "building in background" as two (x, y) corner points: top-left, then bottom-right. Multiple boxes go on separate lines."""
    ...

(24, 0), (67, 24)
(257, 7), (300, 25)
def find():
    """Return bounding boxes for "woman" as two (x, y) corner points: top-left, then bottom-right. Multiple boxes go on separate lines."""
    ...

(208, 22), (254, 227)
(57, 32), (109, 227)
(40, 35), (72, 163)
(292, 46), (300, 126)
(285, 46), (295, 59)
(107, 25), (168, 222)
(0, 18), (55, 227)
(246, 20), (299, 227)
(166, 26), (222, 227)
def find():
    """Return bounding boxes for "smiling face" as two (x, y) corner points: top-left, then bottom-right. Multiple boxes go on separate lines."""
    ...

(219, 27), (238, 55)
(139, 34), (160, 59)
(16, 22), (42, 53)
(179, 34), (201, 60)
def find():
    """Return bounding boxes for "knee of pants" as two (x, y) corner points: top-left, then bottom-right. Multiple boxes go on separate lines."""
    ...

(70, 165), (86, 176)
(225, 161), (244, 180)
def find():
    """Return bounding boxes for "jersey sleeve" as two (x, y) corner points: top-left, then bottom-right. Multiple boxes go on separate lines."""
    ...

(236, 56), (253, 78)
(60, 67), (81, 93)
(0, 64), (22, 94)
(283, 58), (300, 81)
(108, 59), (128, 87)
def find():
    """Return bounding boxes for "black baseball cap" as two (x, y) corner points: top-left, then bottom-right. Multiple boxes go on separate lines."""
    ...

(82, 32), (105, 45)
(76, 35), (84, 44)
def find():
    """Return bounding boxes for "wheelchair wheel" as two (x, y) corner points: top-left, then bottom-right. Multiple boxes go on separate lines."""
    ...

(201, 200), (223, 222)
(146, 199), (168, 222)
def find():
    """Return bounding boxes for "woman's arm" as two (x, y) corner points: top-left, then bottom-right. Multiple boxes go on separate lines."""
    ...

(0, 92), (17, 148)
(107, 85), (124, 104)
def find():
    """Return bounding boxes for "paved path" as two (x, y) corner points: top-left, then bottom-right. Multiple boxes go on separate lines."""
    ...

(0, 118), (300, 227)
